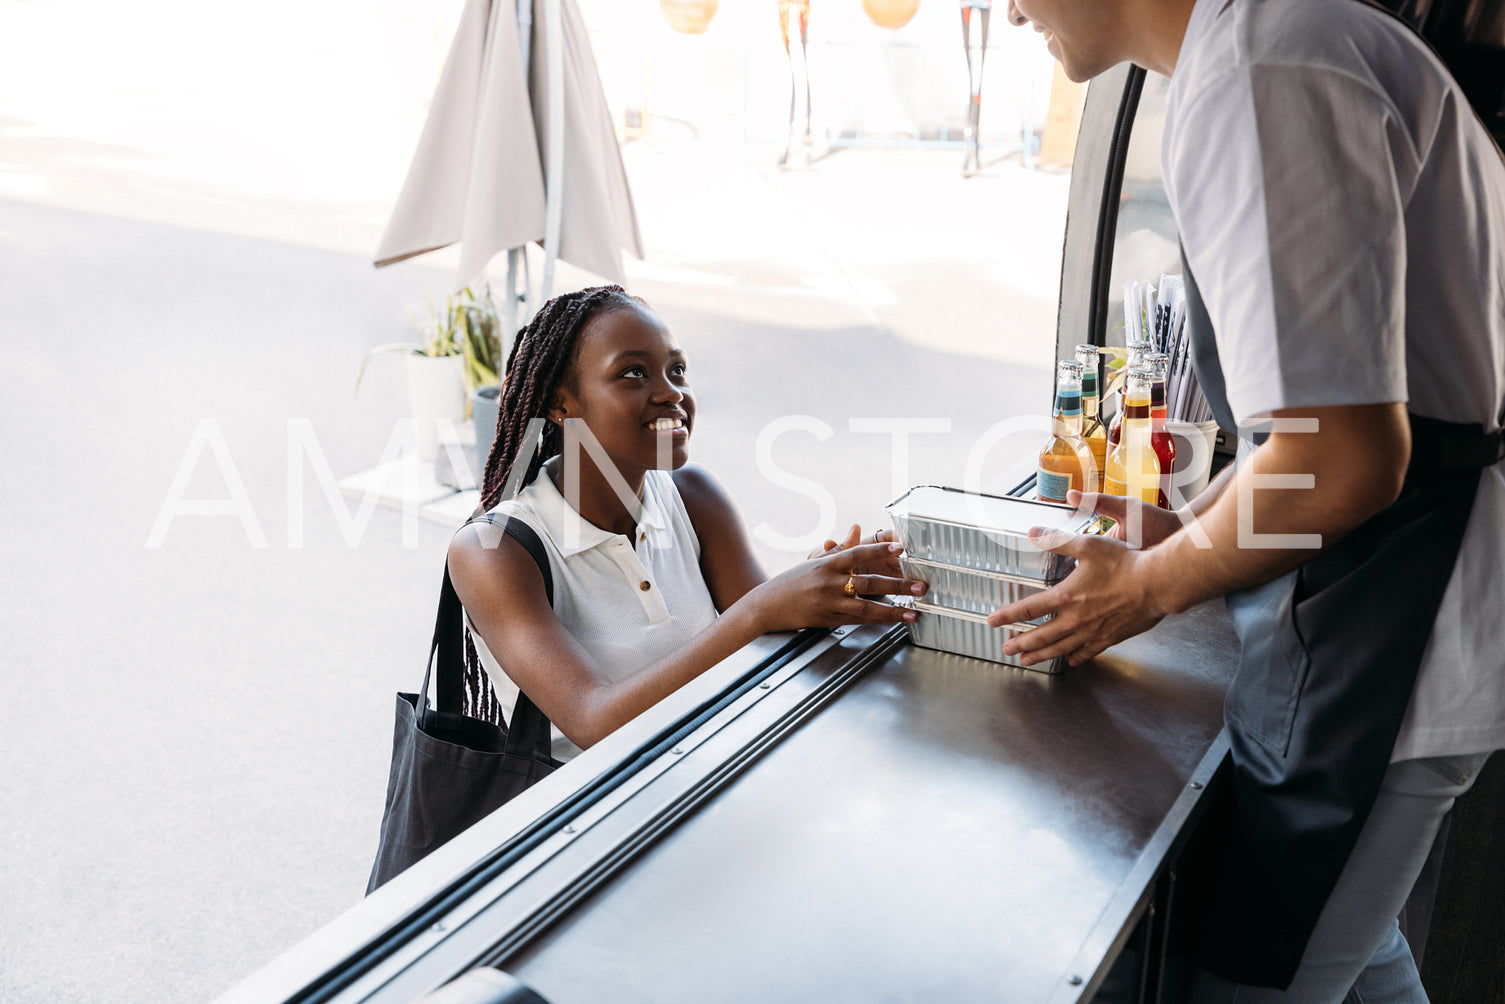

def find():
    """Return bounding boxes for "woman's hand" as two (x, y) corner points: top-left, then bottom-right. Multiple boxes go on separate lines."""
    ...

(749, 538), (925, 632)
(810, 523), (903, 577)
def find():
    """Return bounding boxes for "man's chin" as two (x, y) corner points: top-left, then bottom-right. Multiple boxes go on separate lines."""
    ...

(1054, 52), (1092, 83)
(1062, 50), (1125, 84)
(1045, 40), (1109, 83)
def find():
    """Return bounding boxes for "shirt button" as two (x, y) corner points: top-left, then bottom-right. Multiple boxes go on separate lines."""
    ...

(639, 580), (651, 591)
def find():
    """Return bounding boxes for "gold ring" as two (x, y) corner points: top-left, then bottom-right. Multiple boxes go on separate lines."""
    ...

(872, 530), (883, 543)
(843, 574), (857, 598)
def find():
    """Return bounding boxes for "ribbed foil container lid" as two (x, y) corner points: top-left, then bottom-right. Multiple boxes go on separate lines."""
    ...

(886, 486), (1097, 538)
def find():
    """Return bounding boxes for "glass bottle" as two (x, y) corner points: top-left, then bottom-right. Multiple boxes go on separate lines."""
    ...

(1075, 343), (1108, 491)
(1106, 340), (1151, 451)
(1146, 351), (1176, 509)
(1038, 360), (1091, 503)
(1104, 366), (1160, 504)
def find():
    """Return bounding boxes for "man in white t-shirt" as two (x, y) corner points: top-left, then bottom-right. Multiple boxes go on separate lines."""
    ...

(992, 0), (1505, 998)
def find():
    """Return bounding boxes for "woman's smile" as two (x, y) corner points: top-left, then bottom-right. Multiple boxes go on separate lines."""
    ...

(553, 304), (697, 478)
(645, 413), (690, 442)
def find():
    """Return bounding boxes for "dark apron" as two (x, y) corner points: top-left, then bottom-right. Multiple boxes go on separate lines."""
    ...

(1181, 258), (1503, 989)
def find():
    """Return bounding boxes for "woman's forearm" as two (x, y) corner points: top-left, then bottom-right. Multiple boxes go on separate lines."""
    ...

(559, 537), (916, 748)
(570, 596), (770, 748)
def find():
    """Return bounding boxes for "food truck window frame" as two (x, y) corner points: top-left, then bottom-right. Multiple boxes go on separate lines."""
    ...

(1054, 64), (1146, 362)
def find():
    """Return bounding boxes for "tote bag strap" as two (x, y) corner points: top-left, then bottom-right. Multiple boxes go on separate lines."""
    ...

(418, 514), (554, 764)
(464, 514), (558, 763)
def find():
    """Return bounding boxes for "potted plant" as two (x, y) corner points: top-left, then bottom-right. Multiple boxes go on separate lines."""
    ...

(448, 285), (508, 487)
(360, 285), (504, 464)
(449, 283), (504, 404)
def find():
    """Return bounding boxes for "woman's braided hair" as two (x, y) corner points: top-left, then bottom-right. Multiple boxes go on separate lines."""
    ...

(463, 283), (645, 726)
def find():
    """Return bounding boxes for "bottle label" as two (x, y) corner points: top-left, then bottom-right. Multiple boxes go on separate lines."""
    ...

(1104, 475), (1129, 498)
(1038, 468), (1072, 502)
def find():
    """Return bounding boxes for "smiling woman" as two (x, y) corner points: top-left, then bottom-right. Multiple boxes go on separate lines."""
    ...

(448, 286), (929, 758)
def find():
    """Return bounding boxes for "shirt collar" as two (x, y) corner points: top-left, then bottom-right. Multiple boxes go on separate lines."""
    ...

(528, 468), (669, 558)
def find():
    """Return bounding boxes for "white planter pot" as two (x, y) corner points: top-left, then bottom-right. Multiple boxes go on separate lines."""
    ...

(406, 354), (467, 462)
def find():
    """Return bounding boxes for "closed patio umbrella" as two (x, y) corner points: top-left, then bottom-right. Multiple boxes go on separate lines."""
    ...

(375, 0), (643, 331)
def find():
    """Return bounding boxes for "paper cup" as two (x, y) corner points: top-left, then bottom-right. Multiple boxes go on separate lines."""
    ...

(1165, 419), (1221, 504)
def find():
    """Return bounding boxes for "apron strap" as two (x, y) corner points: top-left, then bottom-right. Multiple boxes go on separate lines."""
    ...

(1408, 415), (1505, 472)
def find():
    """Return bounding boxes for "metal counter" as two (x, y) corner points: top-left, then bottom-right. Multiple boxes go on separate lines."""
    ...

(230, 601), (1240, 1004)
(503, 605), (1236, 1004)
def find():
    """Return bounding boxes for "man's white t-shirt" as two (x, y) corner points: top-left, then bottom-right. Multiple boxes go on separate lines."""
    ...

(1163, 0), (1505, 760)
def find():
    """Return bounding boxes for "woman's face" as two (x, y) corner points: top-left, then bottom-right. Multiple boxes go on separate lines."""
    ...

(551, 304), (694, 477)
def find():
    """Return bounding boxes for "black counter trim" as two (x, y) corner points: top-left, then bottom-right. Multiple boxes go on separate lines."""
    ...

(342, 625), (909, 1002)
(286, 629), (828, 1004)
(1048, 731), (1232, 1004)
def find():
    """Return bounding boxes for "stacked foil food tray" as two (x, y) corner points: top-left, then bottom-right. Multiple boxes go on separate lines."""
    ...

(906, 602), (1050, 668)
(897, 556), (1054, 623)
(886, 486), (1098, 674)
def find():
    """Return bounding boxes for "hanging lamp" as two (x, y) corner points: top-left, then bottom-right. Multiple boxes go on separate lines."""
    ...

(862, 0), (921, 29)
(660, 0), (719, 34)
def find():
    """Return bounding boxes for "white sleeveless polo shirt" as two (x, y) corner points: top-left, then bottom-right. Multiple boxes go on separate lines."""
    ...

(463, 467), (719, 759)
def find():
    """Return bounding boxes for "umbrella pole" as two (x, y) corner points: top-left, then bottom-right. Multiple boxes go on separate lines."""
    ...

(508, 0), (543, 324)
(516, 0), (532, 78)
(504, 247), (522, 340)
(541, 0), (564, 302)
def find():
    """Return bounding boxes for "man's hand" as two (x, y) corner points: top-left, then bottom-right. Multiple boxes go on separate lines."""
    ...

(1070, 489), (1187, 548)
(989, 403), (1411, 668)
(987, 530), (1171, 667)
